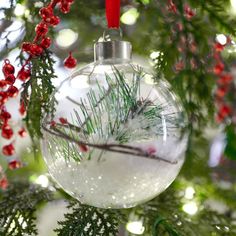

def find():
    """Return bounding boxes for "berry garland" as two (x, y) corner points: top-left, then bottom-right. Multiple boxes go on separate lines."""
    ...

(213, 38), (234, 123)
(212, 38), (236, 160)
(0, 0), (77, 189)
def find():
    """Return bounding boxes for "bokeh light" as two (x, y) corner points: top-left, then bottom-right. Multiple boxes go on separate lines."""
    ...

(231, 0), (236, 10)
(126, 221), (145, 235)
(121, 8), (139, 25)
(183, 201), (198, 215)
(216, 34), (227, 45)
(56, 29), (78, 49)
(185, 186), (195, 200)
(14, 4), (26, 17)
(35, 175), (49, 188)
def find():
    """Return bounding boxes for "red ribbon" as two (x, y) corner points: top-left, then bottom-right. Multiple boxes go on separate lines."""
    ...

(106, 0), (120, 28)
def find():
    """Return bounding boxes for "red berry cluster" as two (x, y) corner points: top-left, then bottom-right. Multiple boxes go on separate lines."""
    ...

(166, 1), (197, 72)
(167, 0), (196, 19)
(0, 0), (76, 189)
(21, 0), (77, 67)
(213, 38), (234, 123)
(0, 60), (27, 156)
(0, 60), (26, 189)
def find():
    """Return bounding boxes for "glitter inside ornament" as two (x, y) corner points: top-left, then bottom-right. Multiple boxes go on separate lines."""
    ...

(42, 35), (188, 209)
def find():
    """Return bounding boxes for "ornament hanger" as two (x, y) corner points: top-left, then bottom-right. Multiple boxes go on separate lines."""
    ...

(93, 0), (130, 61)
(106, 0), (121, 29)
(103, 0), (122, 42)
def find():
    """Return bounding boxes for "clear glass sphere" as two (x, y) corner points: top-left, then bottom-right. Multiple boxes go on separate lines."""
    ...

(42, 56), (188, 209)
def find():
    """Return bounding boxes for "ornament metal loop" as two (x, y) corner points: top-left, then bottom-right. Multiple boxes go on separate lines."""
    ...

(102, 28), (123, 42)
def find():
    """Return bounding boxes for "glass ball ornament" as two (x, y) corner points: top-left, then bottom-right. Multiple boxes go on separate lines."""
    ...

(41, 36), (188, 209)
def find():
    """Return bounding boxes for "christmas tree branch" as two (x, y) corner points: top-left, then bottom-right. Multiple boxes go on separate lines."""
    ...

(54, 201), (123, 236)
(0, 182), (53, 236)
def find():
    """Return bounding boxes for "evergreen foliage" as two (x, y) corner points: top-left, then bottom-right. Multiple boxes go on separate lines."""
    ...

(22, 51), (56, 140)
(55, 201), (122, 236)
(0, 182), (52, 236)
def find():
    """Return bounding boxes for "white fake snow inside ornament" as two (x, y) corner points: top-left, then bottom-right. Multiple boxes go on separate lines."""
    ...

(43, 134), (186, 208)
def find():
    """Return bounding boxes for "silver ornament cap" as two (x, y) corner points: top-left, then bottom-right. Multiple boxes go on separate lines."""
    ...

(94, 29), (132, 62)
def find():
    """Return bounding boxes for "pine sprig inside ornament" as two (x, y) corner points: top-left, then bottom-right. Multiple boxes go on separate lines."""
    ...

(43, 67), (182, 164)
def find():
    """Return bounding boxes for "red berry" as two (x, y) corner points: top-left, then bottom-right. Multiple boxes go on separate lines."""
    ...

(215, 86), (228, 98)
(219, 104), (232, 118)
(214, 42), (225, 52)
(5, 74), (16, 84)
(175, 60), (185, 72)
(168, 2), (177, 13)
(79, 144), (88, 152)
(7, 86), (18, 98)
(0, 80), (8, 88)
(176, 22), (183, 31)
(19, 102), (26, 116)
(0, 176), (8, 189)
(21, 42), (31, 52)
(49, 15), (60, 26)
(50, 120), (56, 127)
(18, 128), (27, 137)
(0, 110), (11, 122)
(2, 60), (15, 76)
(59, 117), (68, 124)
(39, 6), (53, 21)
(30, 44), (43, 56)
(214, 62), (224, 75)
(60, 2), (71, 13)
(2, 143), (15, 156)
(64, 53), (77, 69)
(218, 74), (233, 85)
(1, 124), (14, 139)
(17, 68), (31, 81)
(8, 159), (22, 170)
(0, 91), (8, 104)
(35, 22), (49, 36)
(184, 4), (195, 19)
(146, 146), (156, 156)
(41, 37), (51, 49)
